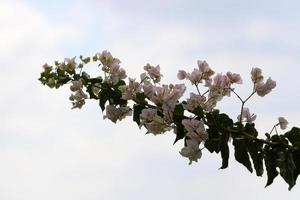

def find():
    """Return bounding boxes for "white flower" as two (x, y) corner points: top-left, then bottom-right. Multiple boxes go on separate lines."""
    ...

(42, 63), (52, 73)
(108, 63), (127, 85)
(180, 139), (202, 165)
(255, 77), (276, 97)
(188, 68), (202, 84)
(183, 93), (206, 111)
(96, 50), (114, 67)
(140, 108), (157, 122)
(177, 70), (187, 80)
(182, 119), (208, 142)
(64, 57), (77, 70)
(143, 81), (156, 98)
(144, 64), (162, 83)
(70, 80), (83, 92)
(197, 60), (214, 80)
(226, 72), (242, 84)
(151, 84), (186, 112)
(103, 105), (132, 123)
(119, 78), (142, 100)
(237, 107), (257, 123)
(69, 90), (88, 109)
(278, 117), (288, 130)
(140, 108), (171, 135)
(251, 67), (264, 84)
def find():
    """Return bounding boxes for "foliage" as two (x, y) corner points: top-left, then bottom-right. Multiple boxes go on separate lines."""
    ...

(39, 51), (300, 190)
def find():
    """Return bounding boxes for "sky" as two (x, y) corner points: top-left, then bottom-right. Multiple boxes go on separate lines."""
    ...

(1, 0), (300, 199)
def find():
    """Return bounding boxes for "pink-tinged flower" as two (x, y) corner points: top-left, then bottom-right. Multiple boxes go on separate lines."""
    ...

(182, 119), (208, 142)
(151, 84), (186, 112)
(64, 57), (77, 70)
(278, 117), (288, 130)
(119, 78), (142, 100)
(69, 89), (88, 109)
(255, 77), (276, 97)
(189, 68), (202, 84)
(143, 81), (156, 98)
(226, 72), (243, 84)
(108, 63), (127, 85)
(251, 67), (264, 83)
(144, 64), (162, 83)
(183, 93), (206, 111)
(96, 50), (114, 66)
(140, 108), (171, 135)
(177, 70), (187, 80)
(237, 107), (257, 123)
(103, 105), (132, 123)
(70, 80), (83, 92)
(180, 139), (202, 164)
(140, 108), (157, 122)
(197, 60), (215, 79)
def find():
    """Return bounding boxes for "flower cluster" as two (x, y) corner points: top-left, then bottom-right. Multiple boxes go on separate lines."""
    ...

(95, 50), (127, 85)
(180, 119), (208, 164)
(39, 50), (296, 174)
(69, 80), (88, 109)
(178, 61), (242, 111)
(251, 67), (276, 97)
(140, 108), (172, 135)
(103, 105), (132, 123)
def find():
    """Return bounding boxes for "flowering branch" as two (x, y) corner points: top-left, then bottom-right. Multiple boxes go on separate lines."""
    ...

(39, 50), (300, 190)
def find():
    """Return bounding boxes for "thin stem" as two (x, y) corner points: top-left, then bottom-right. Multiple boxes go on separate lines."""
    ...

(202, 89), (209, 97)
(195, 85), (201, 96)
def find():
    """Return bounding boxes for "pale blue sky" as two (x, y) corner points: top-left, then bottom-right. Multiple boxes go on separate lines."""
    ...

(1, 0), (300, 199)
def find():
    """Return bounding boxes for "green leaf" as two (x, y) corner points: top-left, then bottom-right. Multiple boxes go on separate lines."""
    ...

(245, 123), (258, 137)
(285, 127), (300, 147)
(173, 104), (185, 144)
(265, 146), (279, 187)
(248, 140), (264, 176)
(205, 128), (221, 153)
(220, 142), (229, 169)
(233, 138), (253, 173)
(133, 104), (144, 126)
(279, 150), (296, 190)
(293, 149), (300, 182)
(191, 106), (204, 118)
(86, 85), (98, 99)
(174, 123), (185, 144)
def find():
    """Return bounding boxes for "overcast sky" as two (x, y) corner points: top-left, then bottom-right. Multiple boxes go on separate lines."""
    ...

(1, 0), (300, 199)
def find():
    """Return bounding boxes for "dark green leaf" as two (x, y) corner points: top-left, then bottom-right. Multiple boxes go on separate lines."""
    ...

(285, 127), (300, 147)
(191, 106), (204, 118)
(245, 123), (258, 137)
(133, 104), (144, 126)
(293, 149), (300, 182)
(233, 138), (253, 173)
(174, 123), (185, 144)
(279, 150), (296, 190)
(265, 146), (279, 187)
(220, 142), (229, 169)
(248, 140), (264, 176)
(205, 128), (221, 153)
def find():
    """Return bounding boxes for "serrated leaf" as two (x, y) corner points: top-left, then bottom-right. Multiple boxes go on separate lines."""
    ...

(233, 138), (253, 173)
